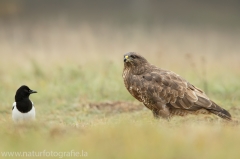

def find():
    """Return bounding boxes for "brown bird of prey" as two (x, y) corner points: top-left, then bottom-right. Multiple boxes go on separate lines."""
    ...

(122, 52), (231, 120)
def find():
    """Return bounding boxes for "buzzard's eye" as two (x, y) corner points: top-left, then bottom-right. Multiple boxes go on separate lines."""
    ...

(130, 55), (136, 59)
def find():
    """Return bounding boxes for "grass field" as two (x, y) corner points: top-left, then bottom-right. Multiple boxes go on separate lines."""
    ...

(0, 22), (240, 159)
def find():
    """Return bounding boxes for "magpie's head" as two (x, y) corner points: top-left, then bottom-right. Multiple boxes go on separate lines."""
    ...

(15, 85), (37, 101)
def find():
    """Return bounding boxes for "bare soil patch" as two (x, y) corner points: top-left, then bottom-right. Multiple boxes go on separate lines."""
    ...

(88, 101), (145, 114)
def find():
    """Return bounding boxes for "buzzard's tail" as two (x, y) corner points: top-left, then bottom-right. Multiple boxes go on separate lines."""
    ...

(208, 101), (232, 120)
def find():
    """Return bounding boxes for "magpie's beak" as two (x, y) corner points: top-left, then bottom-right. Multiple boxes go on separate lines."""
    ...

(30, 90), (37, 94)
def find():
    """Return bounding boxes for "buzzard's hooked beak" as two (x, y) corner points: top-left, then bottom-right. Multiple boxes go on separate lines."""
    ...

(124, 55), (130, 62)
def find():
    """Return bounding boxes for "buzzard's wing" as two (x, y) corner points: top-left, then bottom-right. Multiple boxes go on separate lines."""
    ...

(142, 67), (231, 120)
(142, 68), (212, 110)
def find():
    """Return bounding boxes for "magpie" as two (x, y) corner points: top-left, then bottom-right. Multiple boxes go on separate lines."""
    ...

(12, 85), (37, 122)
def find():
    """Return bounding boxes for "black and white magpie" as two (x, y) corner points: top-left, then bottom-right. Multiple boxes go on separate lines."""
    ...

(12, 85), (37, 122)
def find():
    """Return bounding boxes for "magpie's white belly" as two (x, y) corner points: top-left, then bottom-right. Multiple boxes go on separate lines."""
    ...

(12, 102), (35, 123)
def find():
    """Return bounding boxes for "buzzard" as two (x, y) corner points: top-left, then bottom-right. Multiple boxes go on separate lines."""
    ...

(122, 52), (231, 120)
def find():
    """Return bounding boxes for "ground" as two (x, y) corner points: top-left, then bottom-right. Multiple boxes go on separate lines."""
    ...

(0, 23), (240, 159)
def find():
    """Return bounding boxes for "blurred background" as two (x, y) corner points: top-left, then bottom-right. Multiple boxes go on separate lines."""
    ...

(1, 1), (240, 159)
(0, 0), (240, 105)
(1, 0), (240, 60)
(1, 0), (240, 110)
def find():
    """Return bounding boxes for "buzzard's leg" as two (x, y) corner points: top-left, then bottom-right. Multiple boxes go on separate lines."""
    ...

(153, 103), (170, 120)
(152, 108), (160, 119)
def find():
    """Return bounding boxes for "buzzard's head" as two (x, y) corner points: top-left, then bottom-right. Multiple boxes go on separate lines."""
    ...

(123, 52), (148, 66)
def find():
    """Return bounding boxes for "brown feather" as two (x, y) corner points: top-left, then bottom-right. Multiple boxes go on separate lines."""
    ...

(122, 52), (232, 120)
(195, 96), (212, 108)
(185, 89), (198, 102)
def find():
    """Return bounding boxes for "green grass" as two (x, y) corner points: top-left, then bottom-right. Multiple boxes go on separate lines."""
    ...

(1, 57), (240, 159)
(0, 23), (240, 159)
